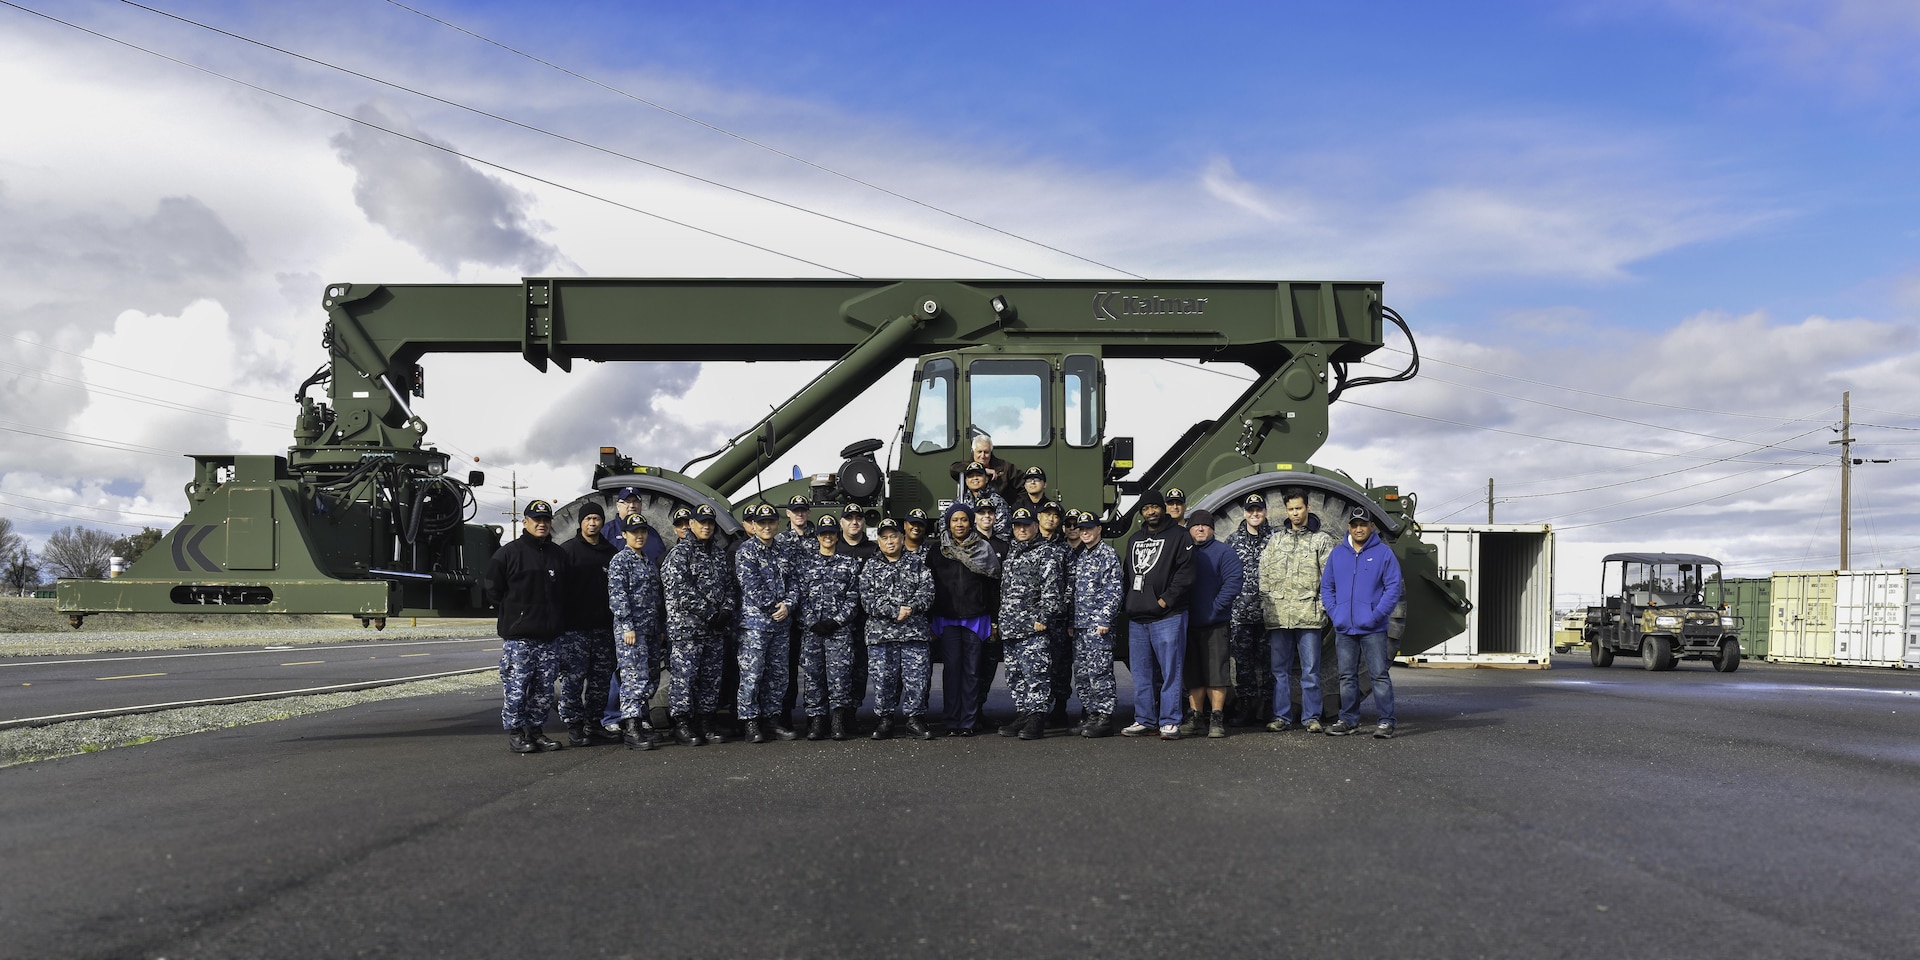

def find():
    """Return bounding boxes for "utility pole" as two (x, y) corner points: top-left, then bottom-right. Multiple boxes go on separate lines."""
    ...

(1487, 477), (1495, 524)
(1832, 393), (1851, 571)
(499, 470), (521, 524)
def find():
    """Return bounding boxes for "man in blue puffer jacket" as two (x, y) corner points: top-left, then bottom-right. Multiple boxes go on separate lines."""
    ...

(1319, 507), (1404, 739)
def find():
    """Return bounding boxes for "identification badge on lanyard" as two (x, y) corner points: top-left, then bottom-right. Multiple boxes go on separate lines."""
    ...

(1133, 575), (1145, 591)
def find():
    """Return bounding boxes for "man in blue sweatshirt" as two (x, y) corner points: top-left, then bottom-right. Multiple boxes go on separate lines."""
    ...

(1180, 509), (1243, 739)
(1319, 507), (1404, 739)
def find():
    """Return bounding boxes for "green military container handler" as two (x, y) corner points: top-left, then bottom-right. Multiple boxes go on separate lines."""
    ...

(60, 277), (1470, 654)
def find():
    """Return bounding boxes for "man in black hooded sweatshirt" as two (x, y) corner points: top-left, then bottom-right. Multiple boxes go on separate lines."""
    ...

(1120, 490), (1195, 740)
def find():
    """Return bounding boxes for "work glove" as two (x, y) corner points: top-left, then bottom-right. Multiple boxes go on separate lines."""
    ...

(706, 609), (733, 630)
(811, 619), (840, 636)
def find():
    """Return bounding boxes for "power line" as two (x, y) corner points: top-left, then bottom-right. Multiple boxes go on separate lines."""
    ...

(0, 419), (183, 459)
(1532, 454), (1826, 523)
(0, 0), (862, 278)
(0, 358), (284, 428)
(1371, 344), (1831, 423)
(0, 495), (155, 530)
(3, 333), (287, 405)
(1555, 463), (1825, 530)
(382, 0), (1146, 280)
(116, 0), (1051, 280)
(0, 490), (178, 520)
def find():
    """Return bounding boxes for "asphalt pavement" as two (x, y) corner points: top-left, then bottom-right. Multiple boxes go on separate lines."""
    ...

(0, 637), (501, 726)
(2, 655), (1916, 959)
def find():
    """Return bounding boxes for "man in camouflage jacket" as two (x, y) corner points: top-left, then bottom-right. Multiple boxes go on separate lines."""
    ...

(1258, 490), (1337, 733)
(1066, 510), (1122, 737)
(735, 503), (798, 743)
(607, 522), (664, 749)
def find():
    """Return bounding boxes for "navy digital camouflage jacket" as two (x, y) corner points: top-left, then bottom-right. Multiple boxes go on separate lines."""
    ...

(735, 537), (797, 631)
(859, 551), (935, 645)
(662, 535), (737, 633)
(998, 536), (1066, 641)
(797, 549), (863, 631)
(607, 546), (663, 640)
(1068, 540), (1122, 635)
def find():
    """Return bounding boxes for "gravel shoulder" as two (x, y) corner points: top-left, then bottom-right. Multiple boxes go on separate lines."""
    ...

(0, 671), (496, 768)
(0, 597), (496, 658)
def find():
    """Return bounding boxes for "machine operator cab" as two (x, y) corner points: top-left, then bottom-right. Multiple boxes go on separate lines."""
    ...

(1585, 553), (1742, 672)
(897, 350), (1126, 519)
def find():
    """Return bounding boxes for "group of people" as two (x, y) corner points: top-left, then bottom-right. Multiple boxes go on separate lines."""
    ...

(484, 465), (1406, 755)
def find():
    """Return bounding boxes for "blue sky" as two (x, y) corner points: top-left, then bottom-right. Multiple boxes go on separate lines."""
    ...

(2, 0), (1918, 593)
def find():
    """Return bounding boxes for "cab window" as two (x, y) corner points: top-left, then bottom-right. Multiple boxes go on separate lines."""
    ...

(909, 358), (956, 453)
(1063, 354), (1099, 447)
(968, 359), (1050, 447)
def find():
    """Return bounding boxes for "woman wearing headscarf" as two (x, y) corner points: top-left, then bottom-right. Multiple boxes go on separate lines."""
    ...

(926, 503), (1003, 736)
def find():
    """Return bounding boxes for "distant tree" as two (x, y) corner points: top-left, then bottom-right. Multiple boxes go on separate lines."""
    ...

(40, 526), (116, 579)
(0, 516), (22, 562)
(1, 549), (40, 596)
(111, 526), (165, 565)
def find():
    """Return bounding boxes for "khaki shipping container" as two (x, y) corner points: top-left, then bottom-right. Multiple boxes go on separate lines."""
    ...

(1770, 571), (1837, 664)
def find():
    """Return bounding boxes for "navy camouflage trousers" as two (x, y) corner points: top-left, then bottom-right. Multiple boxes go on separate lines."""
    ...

(736, 623), (790, 720)
(1003, 633), (1053, 714)
(555, 628), (617, 726)
(1071, 629), (1118, 716)
(800, 629), (858, 715)
(614, 632), (659, 721)
(869, 640), (931, 717)
(669, 629), (726, 717)
(499, 638), (558, 730)
(1231, 620), (1272, 713)
(1047, 618), (1073, 712)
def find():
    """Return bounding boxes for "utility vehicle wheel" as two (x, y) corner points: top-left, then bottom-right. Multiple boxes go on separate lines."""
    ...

(1642, 636), (1673, 671)
(1713, 639), (1741, 673)
(1589, 634), (1613, 667)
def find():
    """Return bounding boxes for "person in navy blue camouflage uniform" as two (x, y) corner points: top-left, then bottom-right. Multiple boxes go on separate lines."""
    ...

(797, 514), (864, 741)
(1036, 500), (1076, 726)
(1224, 493), (1274, 725)
(773, 495), (816, 725)
(1067, 510), (1122, 737)
(957, 461), (1011, 540)
(996, 507), (1066, 740)
(860, 518), (936, 740)
(734, 503), (798, 743)
(902, 508), (932, 558)
(486, 500), (567, 754)
(607, 521), (663, 749)
(662, 503), (737, 746)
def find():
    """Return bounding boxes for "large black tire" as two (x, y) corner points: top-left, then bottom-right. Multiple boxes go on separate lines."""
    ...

(1589, 633), (1613, 667)
(1713, 639), (1741, 673)
(1642, 635), (1674, 671)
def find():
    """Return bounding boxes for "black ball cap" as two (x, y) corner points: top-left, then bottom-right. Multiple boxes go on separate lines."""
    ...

(671, 507), (693, 523)
(1242, 493), (1266, 508)
(1010, 507), (1037, 525)
(875, 518), (902, 533)
(1023, 466), (1047, 482)
(964, 461), (988, 475)
(1347, 506), (1372, 525)
(524, 499), (554, 519)
(747, 503), (778, 521)
(1165, 487), (1186, 503)
(786, 494), (811, 509)
(814, 515), (841, 536)
(691, 503), (717, 521)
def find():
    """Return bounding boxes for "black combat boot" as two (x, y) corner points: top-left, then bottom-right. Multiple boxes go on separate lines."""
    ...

(1208, 710), (1228, 739)
(509, 728), (536, 754)
(1080, 713), (1114, 738)
(830, 707), (851, 741)
(567, 721), (591, 748)
(1047, 704), (1071, 729)
(871, 714), (895, 740)
(620, 718), (653, 751)
(805, 714), (829, 741)
(767, 717), (798, 741)
(672, 715), (700, 746)
(1018, 712), (1046, 740)
(1178, 708), (1205, 738)
(744, 718), (768, 744)
(704, 713), (730, 744)
(526, 726), (563, 752)
(591, 721), (624, 744)
(905, 716), (934, 740)
(998, 713), (1027, 737)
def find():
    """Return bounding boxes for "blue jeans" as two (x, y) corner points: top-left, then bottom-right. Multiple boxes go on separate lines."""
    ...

(1334, 631), (1395, 727)
(1267, 627), (1323, 724)
(1128, 613), (1188, 727)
